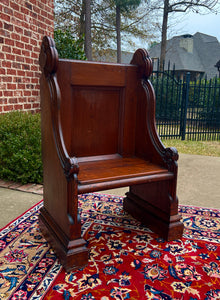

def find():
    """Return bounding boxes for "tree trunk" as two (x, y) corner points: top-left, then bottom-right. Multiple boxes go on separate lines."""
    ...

(160, 0), (169, 71)
(116, 5), (121, 63)
(85, 0), (92, 60)
(80, 0), (85, 38)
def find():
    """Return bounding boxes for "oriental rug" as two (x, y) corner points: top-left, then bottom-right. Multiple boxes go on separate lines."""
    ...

(0, 193), (220, 300)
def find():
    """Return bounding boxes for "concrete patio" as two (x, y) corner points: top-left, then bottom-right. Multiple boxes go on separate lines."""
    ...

(0, 153), (220, 229)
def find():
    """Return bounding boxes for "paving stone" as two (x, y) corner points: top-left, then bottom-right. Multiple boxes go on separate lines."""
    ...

(8, 182), (23, 189)
(0, 180), (43, 195)
(0, 180), (15, 188)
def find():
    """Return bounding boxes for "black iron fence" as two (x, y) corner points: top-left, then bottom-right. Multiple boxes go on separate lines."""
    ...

(151, 62), (220, 141)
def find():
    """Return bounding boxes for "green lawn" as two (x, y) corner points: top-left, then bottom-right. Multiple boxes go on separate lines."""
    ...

(162, 139), (220, 157)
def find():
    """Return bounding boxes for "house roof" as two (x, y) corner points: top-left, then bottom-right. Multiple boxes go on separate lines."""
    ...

(149, 32), (220, 78)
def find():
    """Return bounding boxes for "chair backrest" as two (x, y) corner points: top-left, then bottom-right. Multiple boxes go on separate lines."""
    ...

(57, 59), (141, 159)
(40, 36), (156, 164)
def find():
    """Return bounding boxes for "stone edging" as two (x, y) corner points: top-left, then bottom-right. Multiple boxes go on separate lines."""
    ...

(0, 180), (43, 195)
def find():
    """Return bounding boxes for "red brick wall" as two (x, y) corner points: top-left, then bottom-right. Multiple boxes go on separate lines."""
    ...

(0, 0), (54, 113)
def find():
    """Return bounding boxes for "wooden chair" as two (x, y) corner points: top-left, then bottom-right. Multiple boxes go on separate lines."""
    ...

(39, 36), (184, 271)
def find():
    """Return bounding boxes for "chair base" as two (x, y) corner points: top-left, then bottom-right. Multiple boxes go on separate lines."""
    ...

(39, 207), (88, 272)
(124, 189), (184, 241)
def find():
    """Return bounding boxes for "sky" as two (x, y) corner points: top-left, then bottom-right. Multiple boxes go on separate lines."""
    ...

(173, 10), (220, 42)
(133, 4), (220, 50)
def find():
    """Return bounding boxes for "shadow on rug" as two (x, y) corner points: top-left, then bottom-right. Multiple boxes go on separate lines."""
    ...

(0, 193), (220, 299)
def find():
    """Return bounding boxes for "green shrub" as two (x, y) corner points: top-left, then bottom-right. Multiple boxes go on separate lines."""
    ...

(54, 29), (86, 60)
(0, 111), (43, 184)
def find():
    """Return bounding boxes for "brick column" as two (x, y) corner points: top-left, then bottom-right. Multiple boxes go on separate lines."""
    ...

(0, 0), (54, 113)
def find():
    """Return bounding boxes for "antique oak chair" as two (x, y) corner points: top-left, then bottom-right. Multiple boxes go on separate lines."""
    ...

(39, 36), (183, 271)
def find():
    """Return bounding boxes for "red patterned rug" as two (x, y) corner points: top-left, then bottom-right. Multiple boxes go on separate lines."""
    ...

(0, 193), (220, 299)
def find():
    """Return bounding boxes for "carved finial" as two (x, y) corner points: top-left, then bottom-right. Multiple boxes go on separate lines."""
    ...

(39, 36), (58, 77)
(130, 48), (153, 79)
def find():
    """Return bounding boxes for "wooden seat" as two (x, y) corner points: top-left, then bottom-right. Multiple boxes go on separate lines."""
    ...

(39, 36), (184, 272)
(77, 156), (173, 193)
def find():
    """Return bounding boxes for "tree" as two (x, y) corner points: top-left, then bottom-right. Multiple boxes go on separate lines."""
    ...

(114, 0), (142, 63)
(157, 0), (219, 70)
(85, 0), (92, 60)
(116, 4), (121, 63)
(54, 0), (155, 60)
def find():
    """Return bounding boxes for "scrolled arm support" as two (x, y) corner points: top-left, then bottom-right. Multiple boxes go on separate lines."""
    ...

(163, 147), (179, 170)
(63, 157), (79, 179)
(39, 36), (79, 179)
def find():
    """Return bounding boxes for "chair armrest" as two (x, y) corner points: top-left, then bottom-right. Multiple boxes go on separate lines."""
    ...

(39, 36), (79, 178)
(131, 49), (179, 171)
